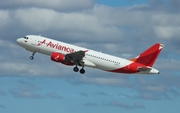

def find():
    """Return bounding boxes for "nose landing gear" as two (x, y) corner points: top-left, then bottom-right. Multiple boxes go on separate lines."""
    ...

(30, 51), (36, 60)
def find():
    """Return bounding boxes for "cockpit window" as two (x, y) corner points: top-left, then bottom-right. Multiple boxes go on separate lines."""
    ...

(24, 36), (28, 39)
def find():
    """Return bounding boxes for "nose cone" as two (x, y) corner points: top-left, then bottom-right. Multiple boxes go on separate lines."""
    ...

(16, 38), (22, 45)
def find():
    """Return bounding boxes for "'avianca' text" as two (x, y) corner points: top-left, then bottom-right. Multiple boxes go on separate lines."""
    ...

(37, 39), (74, 53)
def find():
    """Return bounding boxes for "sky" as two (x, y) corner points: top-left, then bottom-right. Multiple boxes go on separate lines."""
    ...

(0, 0), (180, 113)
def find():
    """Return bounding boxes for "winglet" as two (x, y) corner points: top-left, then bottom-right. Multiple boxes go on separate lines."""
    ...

(130, 43), (164, 67)
(84, 50), (89, 52)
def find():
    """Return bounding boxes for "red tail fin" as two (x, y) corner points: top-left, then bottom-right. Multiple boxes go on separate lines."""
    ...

(130, 43), (164, 67)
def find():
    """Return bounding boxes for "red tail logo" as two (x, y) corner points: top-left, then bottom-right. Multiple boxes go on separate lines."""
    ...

(131, 43), (164, 67)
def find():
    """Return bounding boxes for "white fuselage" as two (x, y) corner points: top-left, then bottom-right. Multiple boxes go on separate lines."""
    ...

(17, 35), (160, 74)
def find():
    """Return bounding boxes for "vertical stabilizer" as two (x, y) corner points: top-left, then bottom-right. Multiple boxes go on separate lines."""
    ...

(130, 43), (164, 67)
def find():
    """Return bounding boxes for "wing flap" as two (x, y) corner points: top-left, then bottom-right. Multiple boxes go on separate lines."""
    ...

(65, 50), (85, 61)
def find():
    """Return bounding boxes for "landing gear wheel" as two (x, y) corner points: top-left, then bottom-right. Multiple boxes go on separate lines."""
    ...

(30, 56), (34, 60)
(80, 69), (85, 74)
(30, 51), (36, 60)
(73, 67), (79, 72)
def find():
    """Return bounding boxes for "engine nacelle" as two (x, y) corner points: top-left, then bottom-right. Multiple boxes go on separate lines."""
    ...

(51, 52), (65, 62)
(51, 52), (73, 66)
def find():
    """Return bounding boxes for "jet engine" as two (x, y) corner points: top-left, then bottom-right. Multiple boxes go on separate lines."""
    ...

(51, 52), (73, 66)
(51, 52), (65, 62)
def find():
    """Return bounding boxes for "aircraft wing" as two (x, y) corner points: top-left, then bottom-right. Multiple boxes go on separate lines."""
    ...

(65, 50), (95, 67)
(65, 50), (86, 63)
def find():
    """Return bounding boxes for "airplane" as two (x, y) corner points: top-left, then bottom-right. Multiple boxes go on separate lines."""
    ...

(16, 35), (164, 74)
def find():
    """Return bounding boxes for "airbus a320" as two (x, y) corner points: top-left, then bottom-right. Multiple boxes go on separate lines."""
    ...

(17, 35), (164, 74)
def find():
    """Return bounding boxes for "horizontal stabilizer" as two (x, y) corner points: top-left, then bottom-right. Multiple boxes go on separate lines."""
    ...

(138, 67), (159, 74)
(138, 67), (151, 72)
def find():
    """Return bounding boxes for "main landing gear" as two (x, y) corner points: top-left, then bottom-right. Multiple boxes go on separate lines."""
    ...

(29, 52), (86, 74)
(73, 66), (85, 74)
(30, 51), (36, 60)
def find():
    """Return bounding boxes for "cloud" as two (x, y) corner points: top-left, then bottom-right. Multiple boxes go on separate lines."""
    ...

(0, 44), (75, 77)
(18, 80), (32, 85)
(80, 92), (88, 97)
(83, 100), (145, 109)
(74, 75), (132, 87)
(11, 7), (124, 43)
(154, 26), (180, 39)
(108, 101), (145, 110)
(134, 74), (180, 100)
(0, 39), (17, 48)
(9, 85), (42, 98)
(156, 59), (180, 71)
(14, 8), (57, 31)
(46, 92), (64, 99)
(94, 92), (111, 97)
(132, 0), (180, 13)
(168, 0), (180, 12)
(1, 0), (180, 48)
(0, 10), (11, 29)
(0, 0), (95, 11)
(0, 62), (50, 76)
(84, 102), (98, 107)
(0, 104), (5, 109)
(118, 93), (135, 99)
(0, 89), (6, 96)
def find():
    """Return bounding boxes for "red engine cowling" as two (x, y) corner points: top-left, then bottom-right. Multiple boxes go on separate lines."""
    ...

(51, 52), (65, 62)
(51, 52), (73, 66)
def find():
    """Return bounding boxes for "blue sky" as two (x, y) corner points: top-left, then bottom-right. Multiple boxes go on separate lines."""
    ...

(0, 0), (180, 113)
(97, 0), (169, 7)
(97, 0), (148, 6)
